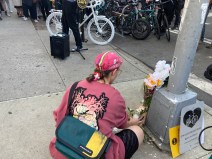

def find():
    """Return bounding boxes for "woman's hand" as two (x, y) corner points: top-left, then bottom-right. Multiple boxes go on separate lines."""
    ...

(129, 116), (144, 126)
(124, 116), (145, 128)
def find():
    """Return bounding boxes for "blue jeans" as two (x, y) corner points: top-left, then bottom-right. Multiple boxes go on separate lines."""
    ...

(200, 4), (211, 42)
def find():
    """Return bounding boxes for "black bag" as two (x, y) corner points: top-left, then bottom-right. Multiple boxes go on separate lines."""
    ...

(50, 33), (70, 59)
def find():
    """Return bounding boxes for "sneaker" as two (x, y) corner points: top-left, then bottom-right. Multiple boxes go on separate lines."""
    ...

(71, 46), (83, 52)
(171, 25), (178, 30)
(10, 10), (13, 13)
(206, 43), (212, 49)
(34, 19), (38, 23)
(5, 11), (10, 17)
(23, 17), (28, 21)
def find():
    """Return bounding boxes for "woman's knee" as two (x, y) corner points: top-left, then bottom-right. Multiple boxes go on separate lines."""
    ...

(127, 125), (144, 146)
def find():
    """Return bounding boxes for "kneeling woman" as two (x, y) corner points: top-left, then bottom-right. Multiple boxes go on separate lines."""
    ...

(49, 51), (144, 159)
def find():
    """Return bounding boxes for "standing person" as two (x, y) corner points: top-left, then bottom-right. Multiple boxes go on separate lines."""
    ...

(0, 0), (11, 16)
(38, 0), (50, 20)
(171, 0), (185, 30)
(62, 0), (83, 51)
(12, 0), (23, 17)
(22, 0), (38, 22)
(5, 0), (13, 12)
(200, 0), (212, 49)
(49, 51), (144, 159)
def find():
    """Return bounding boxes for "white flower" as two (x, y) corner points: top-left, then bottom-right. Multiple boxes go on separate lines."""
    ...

(155, 60), (166, 72)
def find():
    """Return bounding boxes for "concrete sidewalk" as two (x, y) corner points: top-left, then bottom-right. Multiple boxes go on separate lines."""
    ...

(0, 14), (211, 159)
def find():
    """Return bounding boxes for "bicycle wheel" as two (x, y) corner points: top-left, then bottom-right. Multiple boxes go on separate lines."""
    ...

(46, 12), (62, 36)
(87, 16), (115, 45)
(132, 19), (151, 40)
(162, 14), (170, 42)
(153, 16), (160, 40)
(199, 126), (212, 151)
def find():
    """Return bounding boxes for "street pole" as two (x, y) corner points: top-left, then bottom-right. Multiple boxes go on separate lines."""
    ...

(168, 0), (209, 94)
(145, 0), (209, 151)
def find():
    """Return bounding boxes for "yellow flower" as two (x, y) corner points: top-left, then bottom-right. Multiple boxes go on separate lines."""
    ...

(157, 79), (162, 87)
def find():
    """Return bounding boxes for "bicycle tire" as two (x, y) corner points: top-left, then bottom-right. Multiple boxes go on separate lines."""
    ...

(153, 16), (160, 40)
(131, 19), (151, 40)
(46, 12), (63, 36)
(198, 126), (212, 151)
(87, 17), (115, 45)
(163, 14), (170, 42)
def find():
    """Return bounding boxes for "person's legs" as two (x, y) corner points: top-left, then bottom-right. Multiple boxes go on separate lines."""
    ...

(39, 1), (46, 20)
(64, 0), (82, 48)
(62, 0), (69, 34)
(127, 125), (144, 146)
(5, 0), (12, 12)
(43, 0), (50, 17)
(16, 6), (23, 17)
(200, 5), (210, 42)
(0, 0), (10, 16)
(116, 126), (144, 159)
(29, 3), (38, 21)
(22, 3), (29, 19)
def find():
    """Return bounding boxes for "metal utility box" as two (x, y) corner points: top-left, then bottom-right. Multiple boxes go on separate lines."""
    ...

(145, 87), (197, 150)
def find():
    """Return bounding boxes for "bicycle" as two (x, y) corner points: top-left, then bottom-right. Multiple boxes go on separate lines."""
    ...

(199, 126), (212, 151)
(46, 0), (115, 45)
(139, 0), (161, 40)
(156, 0), (171, 41)
(106, 0), (150, 39)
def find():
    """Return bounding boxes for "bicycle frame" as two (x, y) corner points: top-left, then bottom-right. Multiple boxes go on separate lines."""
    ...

(80, 0), (107, 34)
(80, 7), (104, 33)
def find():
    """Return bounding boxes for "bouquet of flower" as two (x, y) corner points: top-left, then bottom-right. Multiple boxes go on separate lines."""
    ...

(128, 60), (171, 119)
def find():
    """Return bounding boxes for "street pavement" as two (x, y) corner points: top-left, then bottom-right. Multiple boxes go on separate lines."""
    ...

(0, 11), (212, 159)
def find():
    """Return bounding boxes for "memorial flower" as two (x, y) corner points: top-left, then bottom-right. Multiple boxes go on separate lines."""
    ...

(128, 60), (171, 119)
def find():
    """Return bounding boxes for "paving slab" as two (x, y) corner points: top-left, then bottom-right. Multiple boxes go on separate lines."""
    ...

(37, 30), (147, 87)
(0, 15), (65, 102)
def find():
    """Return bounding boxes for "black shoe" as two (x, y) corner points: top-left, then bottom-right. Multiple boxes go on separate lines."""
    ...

(71, 46), (83, 52)
(171, 25), (178, 30)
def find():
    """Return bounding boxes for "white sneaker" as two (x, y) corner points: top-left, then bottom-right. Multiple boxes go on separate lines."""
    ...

(23, 17), (28, 21)
(10, 11), (13, 13)
(34, 19), (38, 23)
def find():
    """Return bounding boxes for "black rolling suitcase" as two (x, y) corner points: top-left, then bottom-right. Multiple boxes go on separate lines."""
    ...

(50, 33), (70, 59)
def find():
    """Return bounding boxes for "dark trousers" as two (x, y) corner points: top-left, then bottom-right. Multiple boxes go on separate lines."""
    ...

(200, 4), (211, 41)
(173, 0), (184, 26)
(39, 0), (50, 20)
(62, 0), (82, 48)
(23, 3), (37, 19)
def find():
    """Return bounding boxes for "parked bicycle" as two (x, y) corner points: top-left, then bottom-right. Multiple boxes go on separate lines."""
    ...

(46, 0), (115, 45)
(104, 0), (151, 40)
(139, 0), (161, 40)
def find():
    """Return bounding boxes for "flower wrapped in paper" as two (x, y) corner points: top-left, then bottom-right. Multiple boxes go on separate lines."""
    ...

(128, 60), (170, 120)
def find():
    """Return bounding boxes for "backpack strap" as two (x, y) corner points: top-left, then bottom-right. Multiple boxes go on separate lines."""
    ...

(67, 81), (79, 115)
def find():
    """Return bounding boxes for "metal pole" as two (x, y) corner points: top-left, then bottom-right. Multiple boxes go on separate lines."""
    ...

(167, 0), (209, 94)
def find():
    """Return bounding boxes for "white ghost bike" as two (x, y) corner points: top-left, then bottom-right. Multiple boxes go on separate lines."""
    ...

(46, 0), (115, 45)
